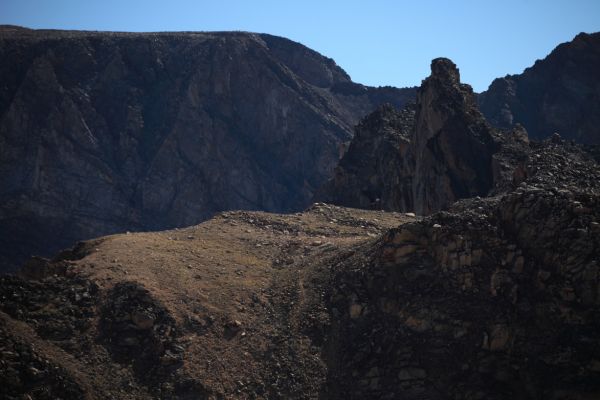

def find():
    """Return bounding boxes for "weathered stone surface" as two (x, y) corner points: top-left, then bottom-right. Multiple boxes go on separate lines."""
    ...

(0, 270), (207, 399)
(411, 58), (499, 214)
(318, 58), (502, 215)
(324, 139), (600, 399)
(100, 282), (182, 376)
(0, 315), (86, 400)
(479, 32), (600, 144)
(0, 26), (416, 271)
(1, 136), (598, 400)
(315, 103), (415, 210)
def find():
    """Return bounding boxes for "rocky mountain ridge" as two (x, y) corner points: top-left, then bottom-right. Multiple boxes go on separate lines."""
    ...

(0, 26), (415, 271)
(1, 131), (598, 399)
(326, 137), (600, 399)
(1, 49), (599, 399)
(479, 31), (600, 144)
(2, 27), (599, 272)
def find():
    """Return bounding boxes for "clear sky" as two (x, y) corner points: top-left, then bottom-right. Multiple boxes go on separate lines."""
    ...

(1, 0), (599, 92)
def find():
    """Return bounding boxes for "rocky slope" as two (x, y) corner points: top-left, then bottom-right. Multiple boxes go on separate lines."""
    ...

(0, 204), (414, 399)
(313, 103), (416, 211)
(479, 32), (600, 144)
(1, 133), (599, 399)
(318, 58), (508, 214)
(0, 26), (415, 271)
(327, 139), (600, 399)
(309, 55), (600, 398)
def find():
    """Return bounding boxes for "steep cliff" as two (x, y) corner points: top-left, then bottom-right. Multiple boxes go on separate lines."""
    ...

(318, 58), (502, 214)
(479, 32), (600, 144)
(0, 26), (415, 271)
(313, 103), (415, 211)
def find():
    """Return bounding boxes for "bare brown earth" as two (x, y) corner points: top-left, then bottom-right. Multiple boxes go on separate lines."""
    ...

(1, 204), (415, 399)
(79, 204), (413, 397)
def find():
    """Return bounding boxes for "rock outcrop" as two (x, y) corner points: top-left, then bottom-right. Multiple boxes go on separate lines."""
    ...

(0, 26), (416, 271)
(325, 139), (600, 399)
(314, 103), (416, 211)
(1, 135), (598, 399)
(316, 58), (600, 398)
(479, 32), (600, 144)
(0, 203), (410, 399)
(411, 58), (499, 214)
(318, 58), (502, 214)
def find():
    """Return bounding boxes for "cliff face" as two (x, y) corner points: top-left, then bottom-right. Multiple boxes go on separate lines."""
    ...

(314, 103), (415, 211)
(318, 58), (501, 214)
(0, 26), (415, 271)
(479, 32), (600, 144)
(411, 58), (499, 214)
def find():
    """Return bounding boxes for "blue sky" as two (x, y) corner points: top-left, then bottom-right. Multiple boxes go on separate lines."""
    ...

(1, 0), (599, 91)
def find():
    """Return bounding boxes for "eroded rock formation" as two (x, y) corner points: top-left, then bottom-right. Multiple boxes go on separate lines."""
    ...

(2, 135), (598, 399)
(318, 58), (502, 214)
(314, 103), (415, 211)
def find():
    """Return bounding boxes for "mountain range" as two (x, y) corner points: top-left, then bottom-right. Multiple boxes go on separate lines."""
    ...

(1, 34), (599, 398)
(1, 27), (599, 271)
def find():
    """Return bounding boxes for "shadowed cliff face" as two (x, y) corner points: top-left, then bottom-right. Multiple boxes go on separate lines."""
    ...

(313, 103), (416, 211)
(411, 58), (498, 214)
(479, 32), (600, 144)
(318, 58), (500, 214)
(0, 26), (415, 271)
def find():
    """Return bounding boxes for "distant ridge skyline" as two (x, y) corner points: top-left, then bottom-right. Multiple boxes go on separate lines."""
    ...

(1, 0), (599, 92)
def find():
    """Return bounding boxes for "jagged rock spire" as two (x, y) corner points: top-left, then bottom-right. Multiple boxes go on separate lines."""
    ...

(318, 57), (504, 214)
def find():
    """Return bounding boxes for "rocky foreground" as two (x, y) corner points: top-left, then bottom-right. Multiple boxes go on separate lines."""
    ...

(327, 138), (600, 399)
(0, 205), (413, 399)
